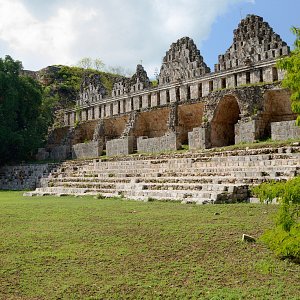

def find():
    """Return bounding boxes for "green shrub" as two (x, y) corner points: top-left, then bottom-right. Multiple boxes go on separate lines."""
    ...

(252, 177), (300, 260)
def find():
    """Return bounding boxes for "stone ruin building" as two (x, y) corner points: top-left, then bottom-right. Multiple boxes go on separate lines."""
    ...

(37, 14), (298, 161)
(2, 14), (300, 203)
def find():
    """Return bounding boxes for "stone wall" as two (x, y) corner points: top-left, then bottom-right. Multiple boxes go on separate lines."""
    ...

(56, 14), (295, 155)
(177, 103), (204, 144)
(133, 108), (170, 138)
(106, 137), (135, 156)
(49, 145), (69, 161)
(235, 118), (260, 144)
(0, 164), (56, 190)
(137, 132), (180, 153)
(188, 126), (210, 150)
(72, 141), (103, 159)
(271, 120), (300, 141)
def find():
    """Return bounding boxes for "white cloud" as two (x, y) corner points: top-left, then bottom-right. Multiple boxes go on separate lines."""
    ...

(0, 0), (253, 76)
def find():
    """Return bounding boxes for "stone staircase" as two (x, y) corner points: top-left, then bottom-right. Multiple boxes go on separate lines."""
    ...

(24, 145), (300, 204)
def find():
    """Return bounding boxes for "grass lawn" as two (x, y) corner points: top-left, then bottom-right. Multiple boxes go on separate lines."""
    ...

(0, 192), (299, 300)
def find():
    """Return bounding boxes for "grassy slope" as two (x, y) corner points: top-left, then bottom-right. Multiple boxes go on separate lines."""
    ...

(0, 192), (299, 300)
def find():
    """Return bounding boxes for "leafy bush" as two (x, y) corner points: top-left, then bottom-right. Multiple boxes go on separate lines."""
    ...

(252, 177), (300, 260)
(277, 27), (300, 125)
(0, 56), (49, 164)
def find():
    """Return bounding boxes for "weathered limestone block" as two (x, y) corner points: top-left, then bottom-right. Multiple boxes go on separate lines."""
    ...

(106, 137), (135, 156)
(72, 141), (103, 159)
(151, 92), (159, 107)
(133, 96), (141, 110)
(49, 145), (69, 161)
(271, 120), (300, 141)
(188, 126), (211, 150)
(169, 87), (177, 103)
(137, 132), (181, 153)
(36, 148), (49, 161)
(160, 90), (167, 105)
(190, 84), (198, 100)
(235, 119), (259, 144)
(142, 94), (151, 109)
(0, 164), (54, 190)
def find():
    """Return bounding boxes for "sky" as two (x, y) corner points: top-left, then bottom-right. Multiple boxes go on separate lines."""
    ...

(0, 0), (299, 78)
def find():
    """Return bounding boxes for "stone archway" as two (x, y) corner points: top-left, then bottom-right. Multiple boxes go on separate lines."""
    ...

(260, 89), (296, 138)
(210, 95), (241, 147)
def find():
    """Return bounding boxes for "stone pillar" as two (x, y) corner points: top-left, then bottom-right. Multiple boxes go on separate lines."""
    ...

(202, 81), (210, 96)
(160, 90), (167, 105)
(94, 105), (100, 119)
(71, 112), (76, 126)
(235, 117), (261, 144)
(142, 94), (150, 109)
(64, 113), (69, 126)
(188, 125), (211, 149)
(151, 92), (159, 107)
(263, 66), (273, 82)
(190, 83), (198, 100)
(133, 96), (141, 110)
(125, 98), (133, 112)
(113, 101), (120, 115)
(169, 87), (177, 103)
(179, 85), (188, 101)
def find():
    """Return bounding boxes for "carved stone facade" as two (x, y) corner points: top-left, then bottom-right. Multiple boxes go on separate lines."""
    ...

(77, 74), (106, 106)
(49, 15), (298, 158)
(112, 64), (151, 97)
(158, 37), (210, 85)
(215, 14), (290, 72)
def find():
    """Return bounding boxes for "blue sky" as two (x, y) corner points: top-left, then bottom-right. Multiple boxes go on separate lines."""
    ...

(0, 0), (299, 76)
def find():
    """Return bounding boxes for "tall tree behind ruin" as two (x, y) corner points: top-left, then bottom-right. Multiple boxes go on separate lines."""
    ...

(0, 56), (48, 164)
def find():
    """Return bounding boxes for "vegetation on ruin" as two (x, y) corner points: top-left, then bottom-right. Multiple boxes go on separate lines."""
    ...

(40, 65), (123, 110)
(1, 192), (300, 299)
(277, 27), (300, 125)
(0, 56), (50, 165)
(0, 55), (129, 164)
(252, 177), (300, 261)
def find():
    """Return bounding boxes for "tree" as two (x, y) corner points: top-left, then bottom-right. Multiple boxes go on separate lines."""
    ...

(77, 57), (105, 71)
(77, 57), (93, 69)
(0, 55), (47, 164)
(94, 58), (105, 71)
(277, 27), (300, 125)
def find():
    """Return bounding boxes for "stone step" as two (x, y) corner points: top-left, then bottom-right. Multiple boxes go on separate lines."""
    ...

(48, 180), (243, 193)
(26, 187), (119, 197)
(80, 160), (300, 173)
(125, 185), (248, 203)
(26, 183), (249, 204)
(56, 154), (300, 172)
(49, 163), (299, 179)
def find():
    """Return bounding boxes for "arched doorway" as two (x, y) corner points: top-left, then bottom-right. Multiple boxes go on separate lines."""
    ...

(260, 90), (296, 138)
(210, 95), (241, 147)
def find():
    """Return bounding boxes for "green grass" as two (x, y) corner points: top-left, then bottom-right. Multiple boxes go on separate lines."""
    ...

(0, 192), (300, 300)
